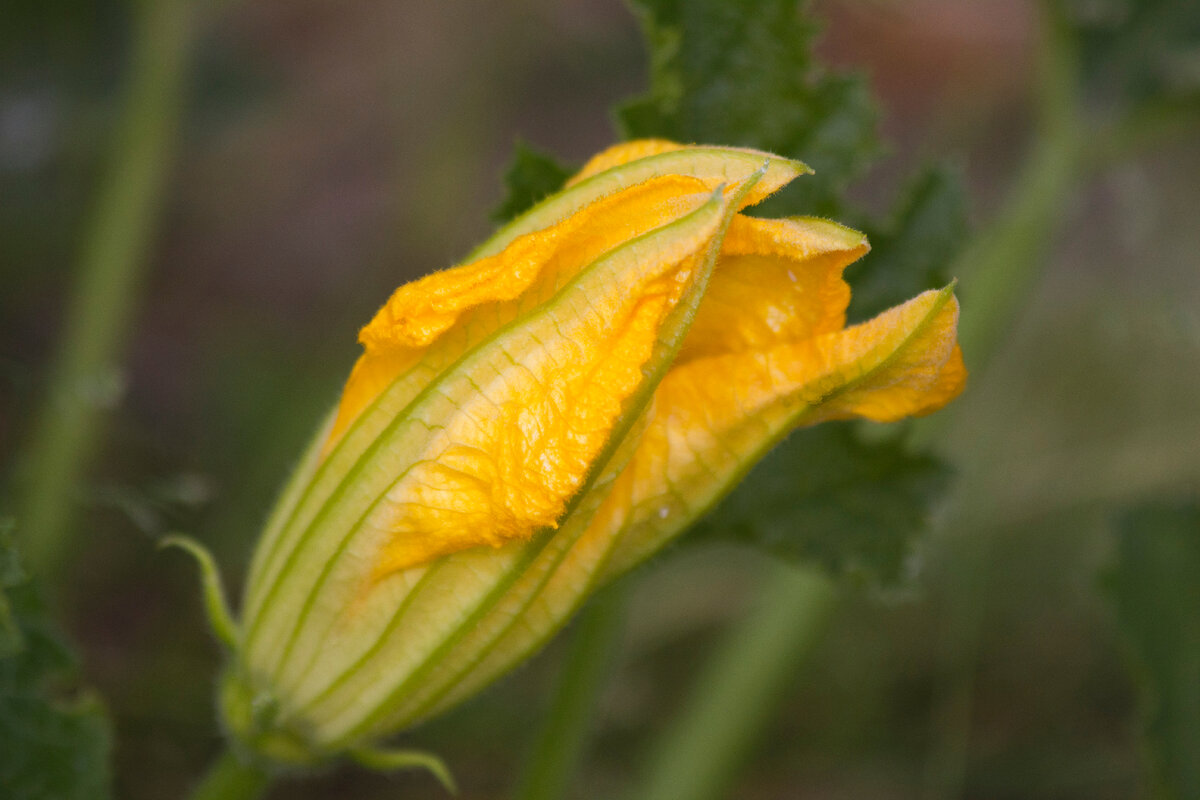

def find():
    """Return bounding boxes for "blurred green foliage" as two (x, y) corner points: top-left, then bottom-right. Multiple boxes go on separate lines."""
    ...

(0, 523), (24, 658)
(1107, 502), (1200, 800)
(0, 521), (111, 800)
(1058, 0), (1200, 109)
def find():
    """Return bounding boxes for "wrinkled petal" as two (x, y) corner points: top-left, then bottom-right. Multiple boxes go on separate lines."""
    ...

(329, 174), (713, 444)
(367, 194), (725, 574)
(292, 417), (650, 740)
(678, 215), (867, 362)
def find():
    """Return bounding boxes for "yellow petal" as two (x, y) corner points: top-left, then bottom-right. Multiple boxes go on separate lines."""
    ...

(793, 287), (965, 424)
(367, 189), (733, 576)
(678, 215), (868, 362)
(594, 286), (965, 580)
(567, 139), (688, 184)
(471, 145), (809, 261)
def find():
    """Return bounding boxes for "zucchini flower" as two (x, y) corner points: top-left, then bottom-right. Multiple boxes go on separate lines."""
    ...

(213, 141), (965, 767)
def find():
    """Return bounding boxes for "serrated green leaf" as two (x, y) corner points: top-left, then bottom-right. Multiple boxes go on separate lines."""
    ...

(1106, 501), (1200, 800)
(691, 425), (951, 586)
(618, 0), (880, 215)
(849, 165), (969, 322)
(490, 141), (576, 225)
(0, 521), (112, 800)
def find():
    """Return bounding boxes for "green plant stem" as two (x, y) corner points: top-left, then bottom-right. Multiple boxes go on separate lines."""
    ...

(515, 587), (628, 800)
(952, 7), (1083, 374)
(188, 749), (272, 800)
(919, 7), (1085, 798)
(1085, 100), (1200, 171)
(14, 0), (193, 578)
(630, 564), (836, 800)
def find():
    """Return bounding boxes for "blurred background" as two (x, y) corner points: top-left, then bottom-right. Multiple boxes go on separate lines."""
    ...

(2, 1), (1198, 798)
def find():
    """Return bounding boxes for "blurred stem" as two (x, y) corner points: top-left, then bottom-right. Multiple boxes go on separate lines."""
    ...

(910, 1), (1082, 453)
(188, 749), (272, 800)
(1086, 101), (1200, 171)
(13, 0), (193, 578)
(629, 564), (836, 800)
(920, 5), (1085, 799)
(952, 1), (1084, 374)
(515, 587), (628, 800)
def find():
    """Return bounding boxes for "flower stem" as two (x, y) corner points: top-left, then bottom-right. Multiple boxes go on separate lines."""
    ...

(630, 564), (836, 800)
(949, 2), (1084, 375)
(13, 0), (193, 579)
(187, 749), (272, 800)
(515, 586), (628, 800)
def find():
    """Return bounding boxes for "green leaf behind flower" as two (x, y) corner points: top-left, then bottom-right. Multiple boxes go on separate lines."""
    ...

(491, 141), (576, 225)
(618, 0), (880, 216)
(691, 425), (950, 586)
(849, 165), (969, 323)
(1106, 501), (1200, 800)
(0, 520), (112, 800)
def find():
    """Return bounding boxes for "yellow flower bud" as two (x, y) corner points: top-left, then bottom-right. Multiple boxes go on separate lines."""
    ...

(221, 141), (965, 764)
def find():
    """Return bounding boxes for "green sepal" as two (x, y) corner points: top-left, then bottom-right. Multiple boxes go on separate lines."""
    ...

(218, 665), (457, 792)
(350, 745), (457, 795)
(218, 666), (320, 769)
(160, 534), (239, 651)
